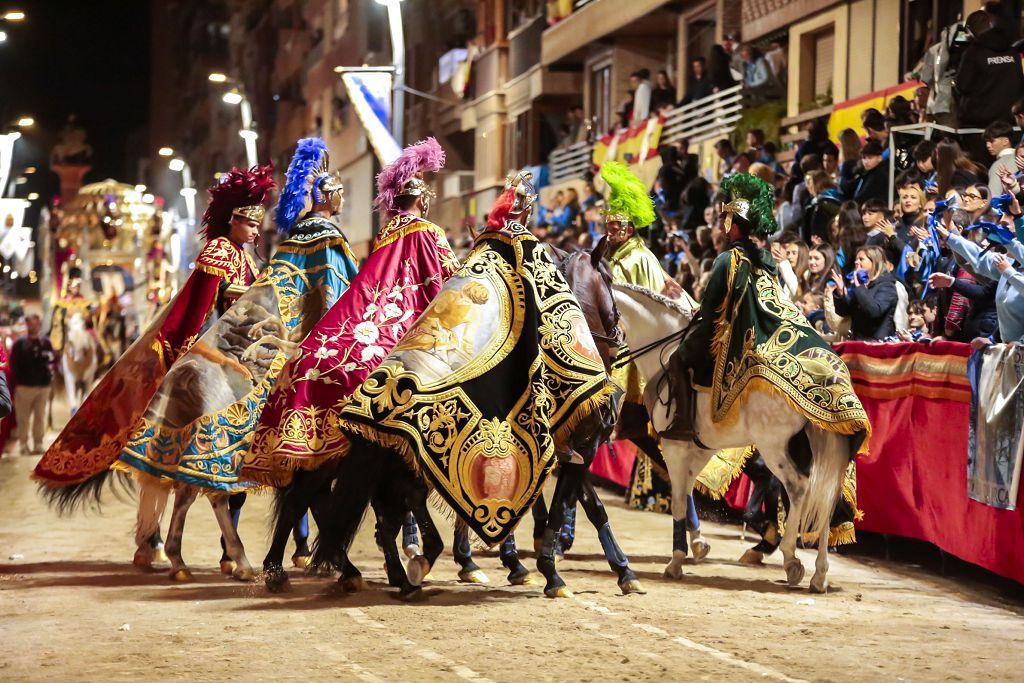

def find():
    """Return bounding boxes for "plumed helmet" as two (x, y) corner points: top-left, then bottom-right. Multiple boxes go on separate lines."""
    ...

(201, 164), (276, 240)
(719, 173), (777, 238)
(374, 137), (446, 215)
(600, 161), (656, 228)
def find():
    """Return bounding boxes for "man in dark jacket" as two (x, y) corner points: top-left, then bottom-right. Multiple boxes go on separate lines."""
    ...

(850, 140), (890, 205)
(10, 314), (54, 454)
(955, 10), (1024, 128)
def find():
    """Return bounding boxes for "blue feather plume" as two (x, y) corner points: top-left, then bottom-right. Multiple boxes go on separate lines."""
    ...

(274, 137), (328, 235)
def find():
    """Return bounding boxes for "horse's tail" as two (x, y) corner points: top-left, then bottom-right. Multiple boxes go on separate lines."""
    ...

(37, 468), (135, 515)
(310, 440), (391, 571)
(798, 427), (848, 539)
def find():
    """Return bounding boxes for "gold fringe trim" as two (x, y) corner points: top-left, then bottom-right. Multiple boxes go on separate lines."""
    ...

(693, 446), (756, 499)
(240, 438), (353, 489)
(713, 375), (872, 456)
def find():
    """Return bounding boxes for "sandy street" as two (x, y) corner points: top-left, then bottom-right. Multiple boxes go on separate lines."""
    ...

(2, 450), (1023, 682)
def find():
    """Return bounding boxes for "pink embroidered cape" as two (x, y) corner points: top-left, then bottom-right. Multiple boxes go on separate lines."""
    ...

(241, 213), (458, 486)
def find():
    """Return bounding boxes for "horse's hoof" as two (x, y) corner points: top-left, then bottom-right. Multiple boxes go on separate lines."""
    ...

(784, 559), (805, 587)
(508, 566), (533, 586)
(264, 567), (290, 593)
(340, 575), (368, 593)
(739, 549), (764, 565)
(132, 551), (154, 571)
(458, 569), (490, 584)
(170, 568), (194, 582)
(219, 559), (237, 575)
(619, 578), (646, 595)
(398, 585), (425, 602)
(232, 566), (256, 582)
(291, 554), (312, 569)
(663, 563), (684, 580)
(691, 538), (711, 562)
(544, 585), (573, 599)
(809, 574), (828, 594)
(406, 555), (430, 587)
(153, 546), (168, 563)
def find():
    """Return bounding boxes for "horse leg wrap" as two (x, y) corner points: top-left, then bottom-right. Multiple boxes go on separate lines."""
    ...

(672, 518), (688, 556)
(402, 512), (420, 552)
(453, 528), (479, 572)
(559, 505), (577, 553)
(597, 522), (629, 574)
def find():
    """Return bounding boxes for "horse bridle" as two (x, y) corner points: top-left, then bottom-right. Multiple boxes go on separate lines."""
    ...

(555, 249), (624, 349)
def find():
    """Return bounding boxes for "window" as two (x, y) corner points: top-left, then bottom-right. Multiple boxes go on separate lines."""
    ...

(589, 62), (612, 136)
(798, 26), (834, 111)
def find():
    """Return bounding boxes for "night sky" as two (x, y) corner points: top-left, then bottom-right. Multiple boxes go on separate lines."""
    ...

(1, 0), (149, 198)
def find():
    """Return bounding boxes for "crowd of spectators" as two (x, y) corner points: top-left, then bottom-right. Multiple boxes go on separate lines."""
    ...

(535, 4), (1024, 352)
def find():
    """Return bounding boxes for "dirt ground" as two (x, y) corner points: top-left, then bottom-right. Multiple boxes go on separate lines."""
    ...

(3, 444), (1024, 682)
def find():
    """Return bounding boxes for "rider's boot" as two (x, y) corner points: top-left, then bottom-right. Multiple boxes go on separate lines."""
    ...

(660, 352), (696, 441)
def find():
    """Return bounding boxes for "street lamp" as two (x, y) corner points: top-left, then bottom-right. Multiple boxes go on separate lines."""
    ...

(208, 74), (258, 168)
(157, 146), (174, 157)
(3, 11), (25, 21)
(166, 156), (195, 225)
(15, 116), (32, 128)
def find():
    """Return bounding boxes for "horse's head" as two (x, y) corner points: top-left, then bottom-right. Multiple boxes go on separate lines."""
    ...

(550, 238), (622, 372)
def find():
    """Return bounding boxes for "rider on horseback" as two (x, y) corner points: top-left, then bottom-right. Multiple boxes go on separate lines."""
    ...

(664, 173), (786, 441)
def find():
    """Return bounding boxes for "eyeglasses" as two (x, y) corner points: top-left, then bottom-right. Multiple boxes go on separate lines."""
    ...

(962, 192), (982, 200)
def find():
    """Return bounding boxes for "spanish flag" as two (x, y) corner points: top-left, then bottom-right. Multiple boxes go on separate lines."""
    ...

(827, 81), (924, 141)
(592, 115), (665, 168)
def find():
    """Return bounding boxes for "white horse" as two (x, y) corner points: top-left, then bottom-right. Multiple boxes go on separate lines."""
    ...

(61, 312), (99, 415)
(612, 283), (853, 594)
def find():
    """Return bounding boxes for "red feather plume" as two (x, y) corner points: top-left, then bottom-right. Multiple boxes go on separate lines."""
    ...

(201, 164), (276, 239)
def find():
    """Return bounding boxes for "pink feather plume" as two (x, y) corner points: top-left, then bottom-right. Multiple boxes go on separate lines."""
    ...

(374, 137), (446, 214)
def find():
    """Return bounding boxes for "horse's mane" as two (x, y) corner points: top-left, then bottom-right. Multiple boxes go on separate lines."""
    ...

(612, 281), (693, 319)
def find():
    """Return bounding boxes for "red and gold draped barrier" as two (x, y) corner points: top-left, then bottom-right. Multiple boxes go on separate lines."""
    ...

(592, 340), (1024, 585)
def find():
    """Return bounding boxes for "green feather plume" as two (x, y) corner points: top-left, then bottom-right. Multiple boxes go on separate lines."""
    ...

(600, 161), (655, 228)
(719, 173), (777, 237)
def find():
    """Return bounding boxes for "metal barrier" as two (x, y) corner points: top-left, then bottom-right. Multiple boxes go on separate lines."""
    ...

(547, 86), (746, 184)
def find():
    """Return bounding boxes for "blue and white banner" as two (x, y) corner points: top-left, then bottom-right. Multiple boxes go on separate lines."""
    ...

(342, 72), (401, 165)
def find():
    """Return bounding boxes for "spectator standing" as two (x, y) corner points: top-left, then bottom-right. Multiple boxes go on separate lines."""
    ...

(707, 44), (738, 92)
(10, 314), (54, 455)
(912, 140), (937, 183)
(849, 139), (890, 204)
(831, 246), (899, 340)
(791, 119), (838, 177)
(935, 216), (1024, 344)
(721, 32), (744, 82)
(803, 169), (842, 244)
(630, 69), (653, 122)
(984, 120), (1016, 198)
(955, 10), (1024, 128)
(807, 243), (838, 293)
(835, 200), (867, 271)
(714, 139), (738, 178)
(934, 139), (986, 196)
(679, 57), (714, 106)
(960, 183), (991, 223)
(837, 128), (862, 194)
(739, 45), (780, 100)
(861, 109), (890, 151)
(651, 70), (676, 112)
(909, 23), (958, 126)
(763, 40), (788, 89)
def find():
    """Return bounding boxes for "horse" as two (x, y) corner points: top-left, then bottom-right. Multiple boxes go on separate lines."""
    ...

(61, 312), (99, 415)
(611, 282), (854, 593)
(307, 239), (644, 600)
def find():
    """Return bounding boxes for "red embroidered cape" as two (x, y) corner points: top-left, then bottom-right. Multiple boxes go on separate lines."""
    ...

(33, 237), (256, 486)
(241, 213), (458, 486)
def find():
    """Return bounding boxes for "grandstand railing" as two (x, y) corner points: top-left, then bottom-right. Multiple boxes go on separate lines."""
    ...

(547, 85), (745, 184)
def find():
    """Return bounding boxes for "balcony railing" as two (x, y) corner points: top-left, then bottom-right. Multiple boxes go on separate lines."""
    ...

(661, 85), (744, 145)
(548, 140), (594, 184)
(548, 85), (746, 184)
